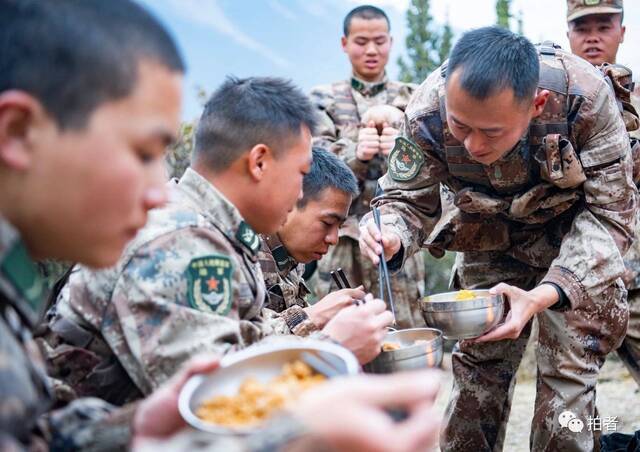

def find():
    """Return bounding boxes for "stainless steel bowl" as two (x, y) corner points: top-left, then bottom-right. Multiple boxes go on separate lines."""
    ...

(178, 339), (359, 435)
(420, 289), (505, 339)
(363, 328), (443, 374)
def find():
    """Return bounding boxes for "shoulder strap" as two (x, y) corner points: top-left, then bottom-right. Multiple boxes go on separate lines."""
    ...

(530, 42), (570, 143)
(600, 63), (639, 133)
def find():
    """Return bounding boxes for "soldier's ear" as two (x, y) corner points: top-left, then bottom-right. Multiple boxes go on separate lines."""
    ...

(247, 143), (272, 182)
(0, 91), (44, 171)
(341, 36), (348, 52)
(531, 89), (550, 119)
(620, 25), (626, 43)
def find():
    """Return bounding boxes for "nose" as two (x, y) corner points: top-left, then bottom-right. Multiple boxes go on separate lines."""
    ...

(464, 131), (488, 157)
(325, 227), (339, 246)
(365, 41), (378, 55)
(585, 32), (600, 44)
(143, 162), (168, 211)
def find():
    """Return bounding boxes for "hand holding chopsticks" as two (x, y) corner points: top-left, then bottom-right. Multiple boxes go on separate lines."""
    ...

(372, 207), (396, 323)
(330, 268), (366, 306)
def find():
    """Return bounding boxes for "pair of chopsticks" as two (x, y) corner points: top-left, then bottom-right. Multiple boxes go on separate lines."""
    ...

(330, 268), (351, 289)
(372, 207), (397, 322)
(301, 351), (343, 378)
(330, 268), (366, 306)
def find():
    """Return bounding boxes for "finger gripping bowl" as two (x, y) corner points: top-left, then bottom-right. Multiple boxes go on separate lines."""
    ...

(420, 290), (505, 340)
(178, 339), (359, 435)
(363, 328), (443, 374)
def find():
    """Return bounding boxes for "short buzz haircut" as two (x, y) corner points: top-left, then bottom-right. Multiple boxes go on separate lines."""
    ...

(0, 0), (185, 130)
(446, 26), (539, 104)
(298, 147), (358, 209)
(343, 5), (390, 36)
(193, 77), (318, 171)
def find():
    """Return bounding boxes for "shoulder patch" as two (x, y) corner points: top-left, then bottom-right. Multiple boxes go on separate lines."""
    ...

(186, 255), (233, 315)
(236, 221), (260, 255)
(1, 241), (43, 311)
(388, 137), (425, 181)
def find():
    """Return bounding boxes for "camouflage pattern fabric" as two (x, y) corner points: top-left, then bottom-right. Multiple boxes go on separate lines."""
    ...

(310, 74), (427, 328)
(35, 259), (72, 306)
(616, 94), (640, 385)
(368, 49), (637, 451)
(617, 288), (640, 385)
(567, 0), (624, 22)
(632, 95), (640, 140)
(40, 168), (315, 403)
(257, 234), (320, 337)
(0, 215), (134, 451)
(444, 251), (628, 451)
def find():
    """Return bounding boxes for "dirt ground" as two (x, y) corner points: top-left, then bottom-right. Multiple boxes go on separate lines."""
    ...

(433, 349), (640, 452)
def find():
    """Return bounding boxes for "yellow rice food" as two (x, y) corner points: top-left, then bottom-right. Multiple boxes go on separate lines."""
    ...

(197, 360), (326, 427)
(382, 342), (401, 352)
(454, 290), (476, 301)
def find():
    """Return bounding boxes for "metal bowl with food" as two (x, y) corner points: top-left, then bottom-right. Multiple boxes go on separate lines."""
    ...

(363, 328), (443, 374)
(420, 289), (505, 339)
(178, 339), (359, 435)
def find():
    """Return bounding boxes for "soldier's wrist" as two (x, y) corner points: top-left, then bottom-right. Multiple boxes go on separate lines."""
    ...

(386, 245), (404, 272)
(536, 283), (568, 311)
(303, 305), (324, 329)
(547, 285), (570, 311)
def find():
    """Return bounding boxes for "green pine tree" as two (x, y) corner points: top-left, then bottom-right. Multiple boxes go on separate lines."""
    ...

(397, 0), (454, 84)
(496, 0), (512, 29)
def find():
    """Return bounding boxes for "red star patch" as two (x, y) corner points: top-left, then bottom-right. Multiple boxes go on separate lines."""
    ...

(207, 277), (219, 291)
(402, 153), (411, 164)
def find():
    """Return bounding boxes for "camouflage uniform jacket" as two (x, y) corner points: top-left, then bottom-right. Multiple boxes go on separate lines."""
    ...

(310, 74), (416, 238)
(370, 48), (637, 309)
(0, 215), (135, 451)
(258, 234), (320, 337)
(46, 168), (315, 400)
(620, 89), (640, 289)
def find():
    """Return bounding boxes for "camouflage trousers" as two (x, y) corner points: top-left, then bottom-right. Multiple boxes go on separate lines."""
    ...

(443, 251), (628, 452)
(617, 289), (640, 386)
(315, 236), (426, 329)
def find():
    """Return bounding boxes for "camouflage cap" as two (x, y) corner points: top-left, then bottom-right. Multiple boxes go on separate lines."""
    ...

(567, 0), (623, 23)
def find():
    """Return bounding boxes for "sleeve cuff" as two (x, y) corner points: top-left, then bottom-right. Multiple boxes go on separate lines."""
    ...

(280, 305), (319, 337)
(540, 267), (586, 311)
(49, 398), (139, 451)
(387, 246), (405, 273)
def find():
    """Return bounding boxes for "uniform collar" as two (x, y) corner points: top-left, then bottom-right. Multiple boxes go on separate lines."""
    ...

(351, 73), (388, 97)
(178, 168), (261, 258)
(262, 234), (298, 277)
(0, 215), (43, 325)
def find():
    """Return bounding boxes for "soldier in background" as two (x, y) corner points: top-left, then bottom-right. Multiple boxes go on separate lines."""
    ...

(359, 27), (636, 451)
(39, 77), (393, 406)
(310, 5), (426, 328)
(259, 147), (382, 360)
(567, 0), (640, 386)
